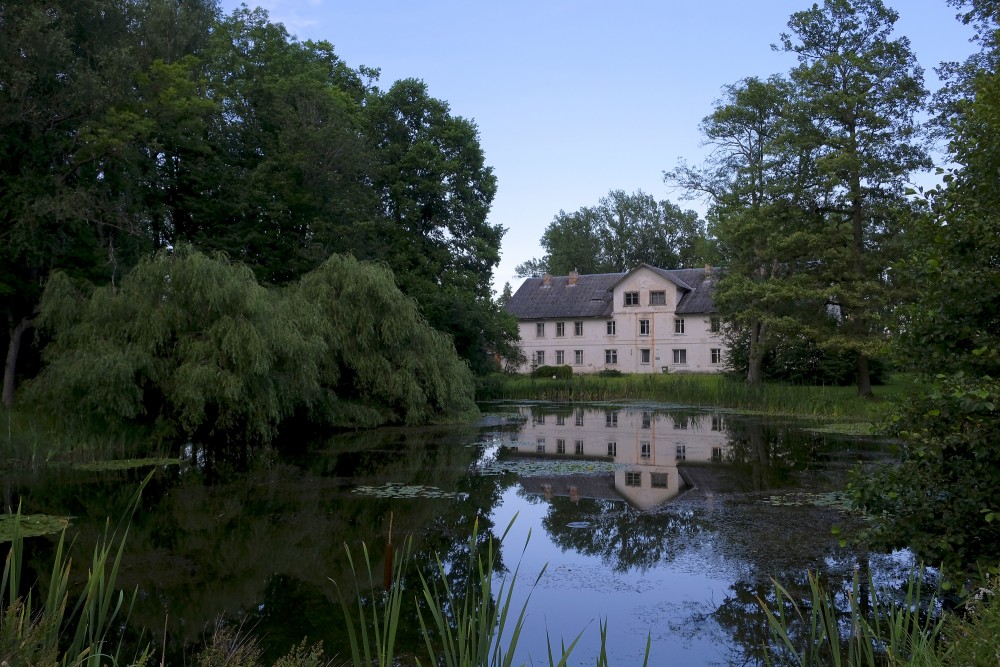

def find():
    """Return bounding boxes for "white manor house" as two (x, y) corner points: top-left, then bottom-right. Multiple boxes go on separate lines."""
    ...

(505, 264), (725, 374)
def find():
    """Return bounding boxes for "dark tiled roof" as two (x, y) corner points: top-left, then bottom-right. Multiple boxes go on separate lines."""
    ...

(505, 267), (718, 319)
(504, 272), (621, 319)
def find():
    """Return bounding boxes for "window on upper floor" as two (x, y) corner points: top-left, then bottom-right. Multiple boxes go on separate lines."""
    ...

(606, 320), (616, 335)
(607, 441), (617, 456)
(639, 319), (651, 336)
(651, 473), (668, 489)
(574, 321), (584, 336)
(625, 471), (641, 487)
(640, 441), (651, 458)
(650, 291), (666, 306)
(556, 321), (565, 337)
(536, 322), (545, 337)
(674, 318), (685, 334)
(710, 316), (721, 333)
(624, 291), (640, 306)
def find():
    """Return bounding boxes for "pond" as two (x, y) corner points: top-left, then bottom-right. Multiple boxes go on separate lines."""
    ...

(4, 402), (912, 666)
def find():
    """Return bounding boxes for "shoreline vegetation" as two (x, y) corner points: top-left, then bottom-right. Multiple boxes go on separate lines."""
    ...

(476, 372), (919, 423)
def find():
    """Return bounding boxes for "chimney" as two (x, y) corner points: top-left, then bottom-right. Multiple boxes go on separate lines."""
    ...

(568, 269), (579, 286)
(542, 272), (552, 287)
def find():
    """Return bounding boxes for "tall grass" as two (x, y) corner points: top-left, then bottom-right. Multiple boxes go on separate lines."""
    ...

(759, 567), (944, 666)
(1, 405), (156, 467)
(1, 474), (152, 666)
(337, 519), (650, 667)
(478, 373), (920, 420)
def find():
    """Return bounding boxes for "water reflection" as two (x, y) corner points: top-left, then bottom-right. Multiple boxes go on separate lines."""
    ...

(4, 403), (906, 666)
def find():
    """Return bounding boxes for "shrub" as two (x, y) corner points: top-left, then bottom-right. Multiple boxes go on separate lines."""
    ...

(530, 365), (572, 379)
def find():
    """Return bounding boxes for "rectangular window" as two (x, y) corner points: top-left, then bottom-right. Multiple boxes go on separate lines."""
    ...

(606, 320), (616, 335)
(535, 350), (546, 366)
(651, 473), (669, 489)
(555, 350), (565, 365)
(624, 291), (640, 306)
(533, 413), (545, 425)
(606, 410), (618, 427)
(574, 350), (584, 365)
(575, 411), (584, 426)
(536, 438), (545, 453)
(710, 316), (721, 333)
(605, 349), (618, 364)
(557, 439), (566, 454)
(625, 471), (641, 487)
(675, 444), (686, 461)
(674, 318), (685, 334)
(575, 440), (584, 455)
(556, 321), (565, 337)
(673, 415), (689, 430)
(673, 349), (687, 365)
(639, 319), (651, 336)
(607, 441), (617, 456)
(640, 441), (651, 458)
(712, 447), (723, 463)
(536, 322), (545, 337)
(650, 290), (666, 305)
(556, 415), (565, 426)
(642, 412), (651, 429)
(640, 348), (651, 364)
(712, 415), (723, 431)
(574, 321), (584, 336)
(711, 348), (722, 364)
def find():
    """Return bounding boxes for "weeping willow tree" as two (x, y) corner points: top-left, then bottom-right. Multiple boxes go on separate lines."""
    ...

(25, 248), (477, 444)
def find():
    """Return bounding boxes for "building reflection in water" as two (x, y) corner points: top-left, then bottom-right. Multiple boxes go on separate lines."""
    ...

(502, 406), (729, 509)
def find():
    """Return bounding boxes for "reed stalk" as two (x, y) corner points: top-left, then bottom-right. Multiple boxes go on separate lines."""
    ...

(1, 473), (152, 667)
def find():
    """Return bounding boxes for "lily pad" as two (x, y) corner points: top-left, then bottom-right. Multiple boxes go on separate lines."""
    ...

(73, 458), (182, 471)
(351, 483), (460, 500)
(763, 491), (853, 511)
(474, 456), (630, 478)
(0, 514), (71, 541)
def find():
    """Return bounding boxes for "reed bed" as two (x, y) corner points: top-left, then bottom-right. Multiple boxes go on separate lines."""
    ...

(479, 373), (919, 420)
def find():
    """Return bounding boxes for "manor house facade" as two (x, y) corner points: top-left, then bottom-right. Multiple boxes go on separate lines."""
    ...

(504, 265), (724, 374)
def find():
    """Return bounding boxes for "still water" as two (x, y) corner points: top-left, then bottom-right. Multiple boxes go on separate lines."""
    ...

(6, 402), (910, 666)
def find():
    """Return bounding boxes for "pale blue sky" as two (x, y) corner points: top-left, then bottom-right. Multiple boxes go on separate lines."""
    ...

(219, 0), (978, 290)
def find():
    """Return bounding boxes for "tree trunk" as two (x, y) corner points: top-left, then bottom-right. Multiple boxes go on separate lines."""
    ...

(747, 317), (765, 386)
(856, 351), (873, 399)
(3, 318), (31, 409)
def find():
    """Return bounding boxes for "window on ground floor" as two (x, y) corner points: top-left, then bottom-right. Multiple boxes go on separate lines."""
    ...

(711, 348), (722, 364)
(640, 348), (651, 364)
(574, 349), (583, 364)
(535, 350), (545, 366)
(625, 471), (641, 487)
(673, 348), (687, 365)
(651, 473), (668, 489)
(607, 441), (617, 456)
(605, 349), (618, 364)
(555, 350), (565, 365)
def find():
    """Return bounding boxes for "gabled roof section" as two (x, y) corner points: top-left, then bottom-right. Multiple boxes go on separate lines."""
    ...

(504, 272), (621, 319)
(613, 263), (694, 291)
(670, 268), (719, 314)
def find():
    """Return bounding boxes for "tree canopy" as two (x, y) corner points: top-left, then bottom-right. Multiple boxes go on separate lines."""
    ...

(26, 249), (477, 442)
(2, 0), (515, 408)
(515, 189), (711, 277)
